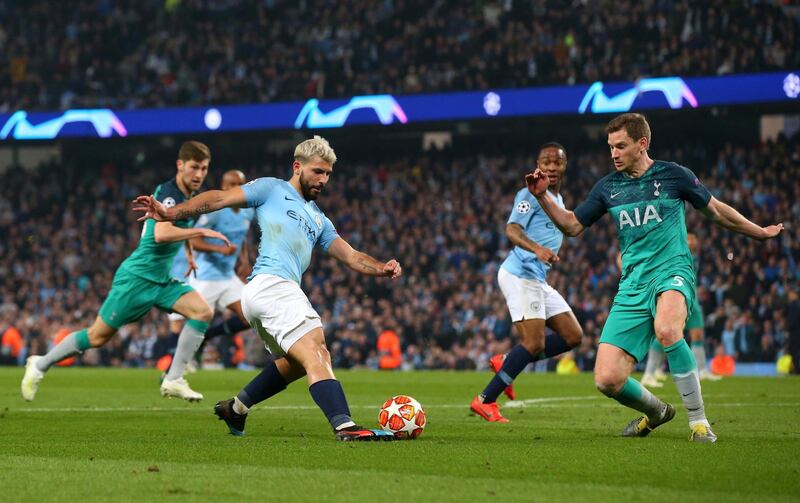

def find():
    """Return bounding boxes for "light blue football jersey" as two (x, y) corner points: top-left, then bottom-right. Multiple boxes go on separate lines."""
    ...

(170, 246), (190, 281)
(194, 207), (255, 281)
(241, 177), (339, 284)
(500, 188), (564, 281)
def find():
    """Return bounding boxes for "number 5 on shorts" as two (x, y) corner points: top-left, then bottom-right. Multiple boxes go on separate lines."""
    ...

(671, 276), (684, 287)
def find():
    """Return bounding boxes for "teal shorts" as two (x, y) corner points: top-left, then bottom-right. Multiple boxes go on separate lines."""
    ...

(600, 271), (696, 362)
(99, 268), (194, 329)
(685, 296), (703, 331)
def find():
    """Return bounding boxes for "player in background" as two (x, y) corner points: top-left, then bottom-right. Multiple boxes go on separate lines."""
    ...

(134, 136), (402, 441)
(641, 232), (721, 388)
(21, 141), (229, 402)
(471, 142), (583, 423)
(527, 113), (783, 442)
(175, 169), (254, 374)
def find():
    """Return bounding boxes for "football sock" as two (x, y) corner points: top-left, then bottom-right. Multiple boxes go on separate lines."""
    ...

(614, 377), (666, 419)
(665, 340), (709, 427)
(36, 328), (91, 371)
(232, 397), (249, 415)
(538, 332), (575, 360)
(643, 345), (665, 376)
(236, 360), (288, 409)
(309, 379), (355, 430)
(205, 316), (250, 341)
(165, 319), (208, 381)
(481, 345), (534, 404)
(691, 340), (708, 372)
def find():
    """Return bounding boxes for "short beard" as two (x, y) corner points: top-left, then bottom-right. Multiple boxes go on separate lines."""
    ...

(299, 173), (319, 200)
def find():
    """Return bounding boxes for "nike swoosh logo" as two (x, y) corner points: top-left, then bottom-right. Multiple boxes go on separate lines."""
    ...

(610, 192), (621, 199)
(681, 392), (695, 397)
(284, 195), (296, 201)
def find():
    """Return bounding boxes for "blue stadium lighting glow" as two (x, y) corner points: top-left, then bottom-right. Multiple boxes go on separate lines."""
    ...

(294, 95), (408, 129)
(0, 71), (795, 140)
(578, 77), (698, 114)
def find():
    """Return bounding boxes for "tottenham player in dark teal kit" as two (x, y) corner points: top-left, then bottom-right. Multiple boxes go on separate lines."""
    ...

(528, 113), (783, 442)
(22, 141), (229, 402)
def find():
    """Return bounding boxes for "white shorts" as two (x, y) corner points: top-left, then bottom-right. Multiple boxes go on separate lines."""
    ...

(167, 312), (185, 322)
(241, 273), (322, 356)
(497, 267), (571, 322)
(189, 276), (244, 313)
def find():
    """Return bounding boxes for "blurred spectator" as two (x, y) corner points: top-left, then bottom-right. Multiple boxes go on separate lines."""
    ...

(377, 329), (402, 370)
(0, 1), (798, 111)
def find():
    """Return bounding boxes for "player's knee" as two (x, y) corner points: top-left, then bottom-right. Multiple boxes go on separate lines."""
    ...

(87, 328), (113, 347)
(563, 326), (584, 347)
(594, 371), (624, 397)
(520, 338), (544, 356)
(194, 305), (214, 323)
(654, 323), (682, 346)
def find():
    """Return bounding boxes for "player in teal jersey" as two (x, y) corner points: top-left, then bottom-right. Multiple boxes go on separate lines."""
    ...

(134, 136), (402, 441)
(641, 232), (721, 388)
(21, 141), (229, 402)
(527, 113), (784, 442)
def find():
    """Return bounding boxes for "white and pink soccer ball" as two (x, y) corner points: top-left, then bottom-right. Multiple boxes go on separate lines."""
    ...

(378, 395), (426, 439)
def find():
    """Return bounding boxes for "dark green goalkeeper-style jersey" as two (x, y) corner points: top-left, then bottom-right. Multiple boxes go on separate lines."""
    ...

(117, 178), (196, 283)
(573, 161), (712, 291)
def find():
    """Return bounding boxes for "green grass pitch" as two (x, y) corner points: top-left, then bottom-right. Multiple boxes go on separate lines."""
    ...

(1, 368), (798, 502)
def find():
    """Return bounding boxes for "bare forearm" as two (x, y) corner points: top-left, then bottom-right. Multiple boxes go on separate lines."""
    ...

(535, 195), (584, 236)
(154, 225), (209, 243)
(507, 225), (544, 255)
(167, 190), (227, 221)
(190, 237), (229, 254)
(349, 251), (388, 276)
(706, 200), (768, 239)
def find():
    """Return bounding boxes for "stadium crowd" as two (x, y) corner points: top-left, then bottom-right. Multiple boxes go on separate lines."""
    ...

(1, 0), (798, 111)
(1, 134), (798, 372)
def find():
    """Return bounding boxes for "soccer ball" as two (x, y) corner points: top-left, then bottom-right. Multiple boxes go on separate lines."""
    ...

(378, 395), (426, 439)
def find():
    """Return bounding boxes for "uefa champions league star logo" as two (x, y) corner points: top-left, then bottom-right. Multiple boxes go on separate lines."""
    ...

(483, 92), (502, 116)
(784, 73), (800, 99)
(516, 201), (531, 214)
(162, 197), (176, 208)
(653, 181), (661, 197)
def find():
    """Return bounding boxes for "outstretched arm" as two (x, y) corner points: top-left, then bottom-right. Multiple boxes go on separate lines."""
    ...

(701, 196), (784, 241)
(327, 237), (402, 278)
(153, 221), (231, 246)
(133, 187), (246, 222)
(525, 169), (585, 237)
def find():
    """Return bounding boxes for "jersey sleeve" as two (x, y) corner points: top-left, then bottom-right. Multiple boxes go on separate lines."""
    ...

(574, 179), (607, 227)
(241, 177), (277, 208)
(154, 182), (183, 207)
(507, 190), (539, 228)
(675, 164), (712, 209)
(317, 215), (339, 251)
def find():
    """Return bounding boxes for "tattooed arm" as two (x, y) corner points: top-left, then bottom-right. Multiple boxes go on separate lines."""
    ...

(327, 237), (402, 279)
(133, 187), (247, 222)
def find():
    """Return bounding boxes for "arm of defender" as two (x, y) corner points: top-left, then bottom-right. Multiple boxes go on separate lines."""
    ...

(153, 222), (231, 246)
(525, 170), (586, 237)
(505, 223), (559, 265)
(189, 236), (237, 256)
(700, 196), (784, 241)
(326, 237), (402, 279)
(133, 187), (247, 222)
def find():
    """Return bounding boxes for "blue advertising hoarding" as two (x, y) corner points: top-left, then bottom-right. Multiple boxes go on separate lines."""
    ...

(1, 71), (797, 140)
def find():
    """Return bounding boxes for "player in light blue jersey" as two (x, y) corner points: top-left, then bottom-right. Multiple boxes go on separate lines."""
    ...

(134, 136), (402, 441)
(166, 170), (255, 380)
(471, 142), (584, 423)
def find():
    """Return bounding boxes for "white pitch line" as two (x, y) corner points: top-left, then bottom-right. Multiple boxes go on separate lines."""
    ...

(15, 395), (799, 414)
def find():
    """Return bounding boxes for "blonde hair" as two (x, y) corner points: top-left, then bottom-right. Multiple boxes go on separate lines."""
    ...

(294, 135), (337, 165)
